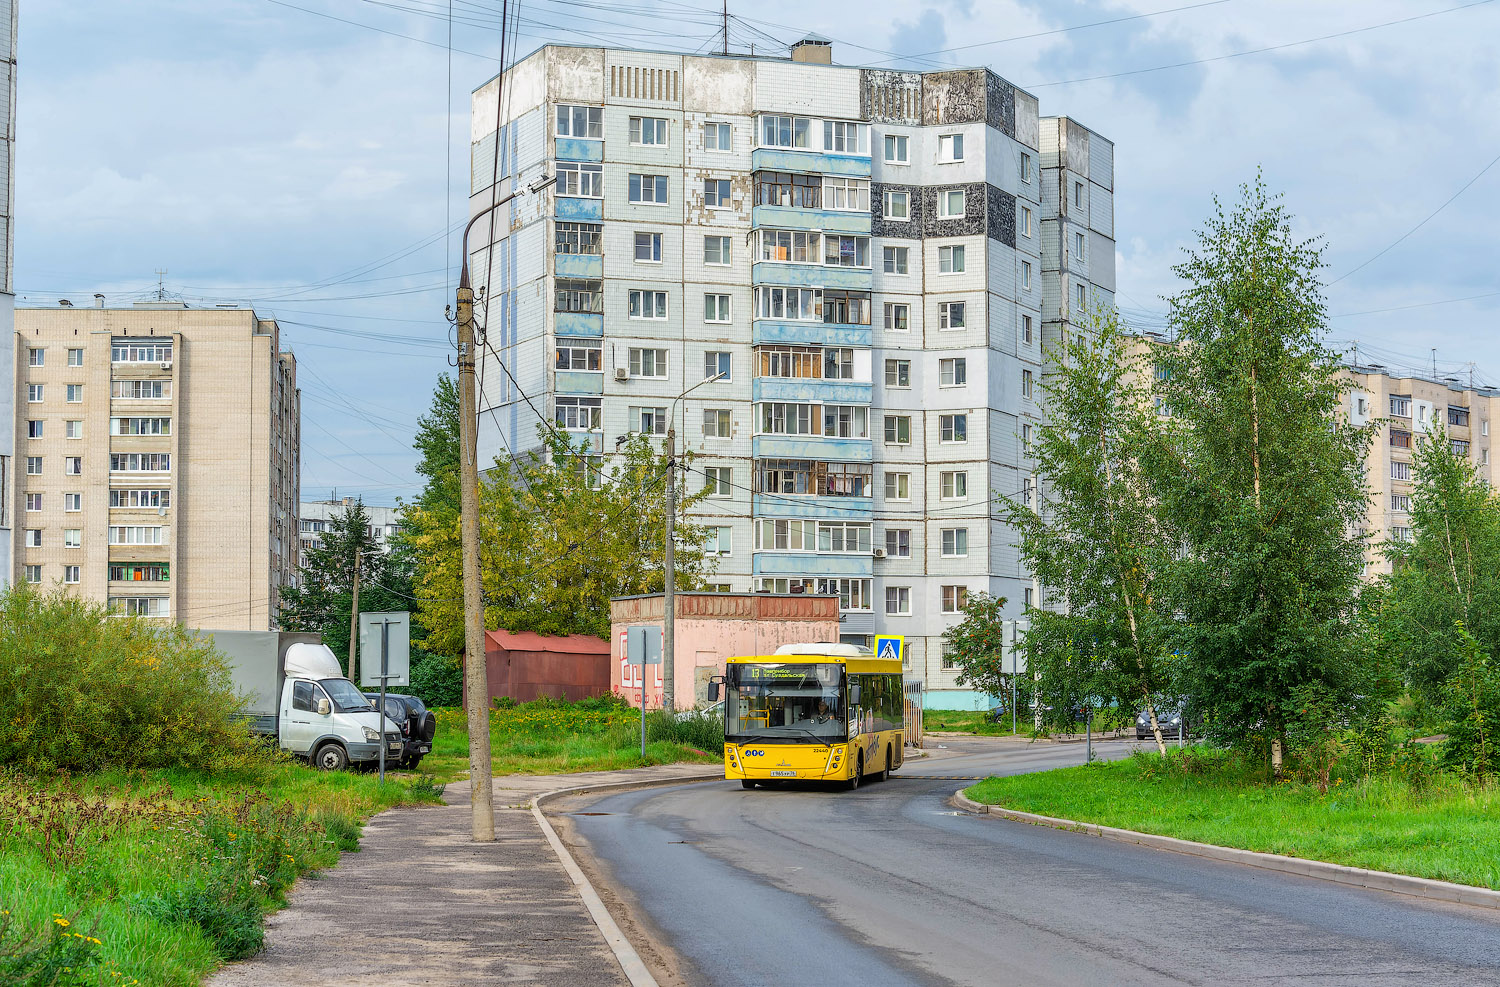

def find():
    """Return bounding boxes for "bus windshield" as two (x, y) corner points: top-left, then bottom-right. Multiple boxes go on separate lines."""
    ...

(725, 662), (845, 744)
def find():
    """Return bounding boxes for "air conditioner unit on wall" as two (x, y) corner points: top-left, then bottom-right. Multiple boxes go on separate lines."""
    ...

(872, 547), (887, 559)
(160, 362), (172, 370)
(614, 367), (629, 381)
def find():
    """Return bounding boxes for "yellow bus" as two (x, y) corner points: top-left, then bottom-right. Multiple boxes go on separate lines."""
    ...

(710, 643), (903, 790)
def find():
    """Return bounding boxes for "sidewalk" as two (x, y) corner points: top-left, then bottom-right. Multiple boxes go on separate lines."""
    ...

(210, 763), (718, 987)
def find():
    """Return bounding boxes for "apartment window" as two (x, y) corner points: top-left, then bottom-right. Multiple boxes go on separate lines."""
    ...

(704, 235), (731, 266)
(113, 379), (169, 400)
(27, 384), (42, 403)
(939, 245), (965, 274)
(884, 303), (910, 332)
(824, 120), (868, 154)
(939, 358), (967, 387)
(703, 408), (732, 437)
(64, 493), (82, 513)
(65, 348), (83, 367)
(64, 529), (81, 549)
(938, 189), (966, 219)
(885, 471), (911, 501)
(1392, 461), (1412, 481)
(938, 133), (964, 162)
(704, 351), (732, 380)
(555, 161), (603, 197)
(554, 278), (603, 314)
(941, 528), (969, 558)
(940, 414), (968, 443)
(825, 235), (870, 268)
(704, 294), (732, 324)
(63, 421), (80, 441)
(816, 577), (873, 612)
(755, 517), (817, 550)
(885, 528), (911, 558)
(759, 229), (821, 263)
(1452, 438), (1471, 456)
(939, 301), (966, 330)
(702, 466), (733, 497)
(24, 529), (40, 548)
(759, 403), (817, 435)
(1022, 423), (1033, 453)
(754, 171), (821, 208)
(941, 585), (968, 613)
(628, 173), (669, 204)
(634, 232), (663, 263)
(755, 286), (821, 321)
(703, 121), (732, 151)
(1021, 151), (1033, 184)
(1021, 261), (1033, 289)
(885, 587), (911, 616)
(555, 221), (602, 255)
(705, 526), (733, 555)
(819, 522), (872, 554)
(1387, 395), (1411, 417)
(24, 566), (41, 584)
(28, 347), (44, 367)
(1022, 476), (1035, 507)
(822, 347), (855, 381)
(759, 114), (811, 149)
(1392, 526), (1414, 543)
(25, 457), (41, 475)
(1486, 449), (1493, 465)
(822, 290), (870, 326)
(1449, 406), (1471, 427)
(554, 397), (603, 431)
(25, 493), (41, 512)
(110, 453), (170, 472)
(940, 470), (968, 499)
(555, 341), (602, 372)
(1484, 420), (1490, 436)
(556, 103), (602, 138)
(884, 134), (909, 164)
(1391, 494), (1411, 512)
(631, 406), (668, 435)
(704, 178), (732, 208)
(822, 405), (867, 438)
(1390, 428), (1412, 449)
(1023, 369), (1034, 399)
(1020, 205), (1033, 238)
(27, 420), (42, 439)
(628, 291), (668, 320)
(110, 417), (171, 436)
(1074, 181), (1084, 207)
(885, 359), (911, 388)
(883, 246), (909, 275)
(1074, 230), (1086, 261)
(824, 462), (872, 497)
(628, 347), (668, 377)
(111, 597), (169, 617)
(884, 415), (911, 445)
(111, 342), (172, 363)
(758, 345), (822, 379)
(1076, 283), (1087, 310)
(62, 566), (80, 585)
(883, 189), (910, 220)
(1022, 314), (1034, 344)
(628, 116), (668, 146)
(822, 176), (869, 211)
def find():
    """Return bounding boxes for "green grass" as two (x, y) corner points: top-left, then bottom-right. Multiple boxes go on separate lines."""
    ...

(417, 696), (722, 782)
(965, 750), (1500, 890)
(0, 758), (444, 987)
(923, 709), (1025, 736)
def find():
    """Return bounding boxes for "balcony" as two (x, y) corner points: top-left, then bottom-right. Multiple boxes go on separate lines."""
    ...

(752, 493), (872, 520)
(555, 371), (604, 395)
(752, 434), (871, 462)
(753, 552), (873, 578)
(554, 137), (604, 163)
(751, 262), (870, 291)
(751, 204), (869, 235)
(555, 312), (604, 337)
(752, 320), (871, 348)
(750, 148), (870, 178)
(555, 197), (603, 222)
(752, 377), (871, 405)
(555, 253), (602, 279)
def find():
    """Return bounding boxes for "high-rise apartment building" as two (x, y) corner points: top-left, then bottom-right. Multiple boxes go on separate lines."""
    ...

(299, 496), (403, 555)
(469, 40), (1115, 708)
(11, 301), (300, 630)
(0, 0), (18, 588)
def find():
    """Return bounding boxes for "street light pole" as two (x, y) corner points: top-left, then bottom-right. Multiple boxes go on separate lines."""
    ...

(660, 371), (727, 713)
(453, 173), (554, 842)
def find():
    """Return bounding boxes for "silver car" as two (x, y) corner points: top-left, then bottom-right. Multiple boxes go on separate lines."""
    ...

(1136, 708), (1184, 740)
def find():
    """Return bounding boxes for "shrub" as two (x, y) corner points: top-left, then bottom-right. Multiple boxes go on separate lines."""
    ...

(0, 586), (258, 773)
(134, 883), (264, 961)
(1441, 624), (1500, 777)
(408, 649), (463, 707)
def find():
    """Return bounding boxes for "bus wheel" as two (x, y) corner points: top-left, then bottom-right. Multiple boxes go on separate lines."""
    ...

(847, 752), (863, 791)
(741, 780), (756, 790)
(883, 744), (893, 781)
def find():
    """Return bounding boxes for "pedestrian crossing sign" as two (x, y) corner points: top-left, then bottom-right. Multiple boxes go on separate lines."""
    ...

(874, 634), (904, 663)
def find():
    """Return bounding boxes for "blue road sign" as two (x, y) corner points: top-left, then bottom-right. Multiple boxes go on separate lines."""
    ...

(874, 634), (904, 663)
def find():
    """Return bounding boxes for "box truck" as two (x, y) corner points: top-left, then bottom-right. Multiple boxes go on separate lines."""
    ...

(209, 630), (403, 770)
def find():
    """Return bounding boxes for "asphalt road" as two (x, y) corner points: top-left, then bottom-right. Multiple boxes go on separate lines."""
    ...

(562, 737), (1500, 986)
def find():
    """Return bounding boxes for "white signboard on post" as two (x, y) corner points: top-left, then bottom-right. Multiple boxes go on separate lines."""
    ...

(359, 611), (411, 687)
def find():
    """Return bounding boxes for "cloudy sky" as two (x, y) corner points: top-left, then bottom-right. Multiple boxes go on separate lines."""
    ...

(16, 0), (1500, 503)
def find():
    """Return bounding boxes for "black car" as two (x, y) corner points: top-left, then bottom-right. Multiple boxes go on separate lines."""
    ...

(363, 692), (437, 768)
(1136, 707), (1185, 740)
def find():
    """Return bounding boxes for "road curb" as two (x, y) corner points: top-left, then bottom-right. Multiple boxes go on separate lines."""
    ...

(530, 772), (724, 987)
(950, 789), (1500, 911)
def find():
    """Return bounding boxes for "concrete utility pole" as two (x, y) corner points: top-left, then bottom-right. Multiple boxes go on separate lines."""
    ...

(348, 550), (361, 684)
(663, 426), (676, 712)
(453, 174), (554, 842)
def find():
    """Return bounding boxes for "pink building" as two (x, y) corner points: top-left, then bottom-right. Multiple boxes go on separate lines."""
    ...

(608, 592), (841, 709)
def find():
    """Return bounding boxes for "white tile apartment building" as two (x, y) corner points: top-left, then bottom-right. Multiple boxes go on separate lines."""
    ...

(468, 39), (1115, 708)
(299, 496), (403, 555)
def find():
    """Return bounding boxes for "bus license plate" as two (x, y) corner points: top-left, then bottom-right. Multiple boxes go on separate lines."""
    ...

(770, 770), (796, 777)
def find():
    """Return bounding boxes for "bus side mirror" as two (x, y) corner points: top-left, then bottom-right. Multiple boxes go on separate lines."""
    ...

(707, 682), (720, 702)
(849, 685), (861, 706)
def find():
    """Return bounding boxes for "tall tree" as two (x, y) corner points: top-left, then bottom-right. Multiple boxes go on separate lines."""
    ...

(1379, 423), (1500, 702)
(1000, 308), (1176, 752)
(1151, 177), (1377, 770)
(404, 426), (716, 649)
(280, 501), (408, 672)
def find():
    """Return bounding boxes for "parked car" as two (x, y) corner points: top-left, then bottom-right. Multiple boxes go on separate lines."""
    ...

(364, 692), (437, 768)
(1136, 707), (1185, 740)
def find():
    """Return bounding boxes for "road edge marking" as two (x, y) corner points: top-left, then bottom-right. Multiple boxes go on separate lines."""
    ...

(531, 773), (724, 987)
(950, 789), (1500, 910)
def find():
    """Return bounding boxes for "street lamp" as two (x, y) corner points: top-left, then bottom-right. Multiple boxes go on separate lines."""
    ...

(660, 370), (727, 711)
